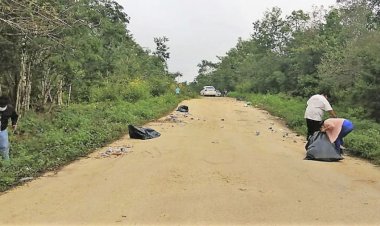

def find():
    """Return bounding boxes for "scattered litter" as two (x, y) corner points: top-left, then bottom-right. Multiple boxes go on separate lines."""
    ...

(160, 114), (182, 123)
(256, 131), (260, 136)
(99, 146), (132, 158)
(244, 102), (252, 107)
(157, 111), (193, 123)
(19, 177), (34, 183)
(221, 118), (225, 121)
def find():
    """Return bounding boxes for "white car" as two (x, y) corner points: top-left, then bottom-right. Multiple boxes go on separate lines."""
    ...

(200, 86), (217, 96)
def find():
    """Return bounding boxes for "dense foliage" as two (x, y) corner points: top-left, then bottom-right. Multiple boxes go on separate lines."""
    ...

(0, 0), (194, 191)
(193, 0), (380, 122)
(0, 0), (178, 111)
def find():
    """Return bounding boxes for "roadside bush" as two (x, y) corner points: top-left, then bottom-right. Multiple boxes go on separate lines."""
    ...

(148, 75), (173, 96)
(235, 81), (255, 93)
(123, 79), (152, 102)
(90, 83), (126, 102)
(89, 79), (152, 102)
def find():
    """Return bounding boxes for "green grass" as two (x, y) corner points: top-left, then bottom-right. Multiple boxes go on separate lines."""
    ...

(0, 93), (184, 191)
(229, 92), (380, 164)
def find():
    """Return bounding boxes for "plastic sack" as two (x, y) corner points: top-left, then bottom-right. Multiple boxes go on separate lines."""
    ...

(305, 131), (343, 161)
(177, 105), (189, 112)
(128, 125), (161, 140)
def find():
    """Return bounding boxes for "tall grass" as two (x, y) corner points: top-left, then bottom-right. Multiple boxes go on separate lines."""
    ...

(229, 92), (380, 164)
(0, 94), (183, 191)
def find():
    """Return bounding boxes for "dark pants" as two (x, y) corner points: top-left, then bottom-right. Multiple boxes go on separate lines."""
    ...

(306, 118), (322, 140)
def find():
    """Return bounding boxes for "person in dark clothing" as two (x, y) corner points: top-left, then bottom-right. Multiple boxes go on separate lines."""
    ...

(0, 95), (19, 160)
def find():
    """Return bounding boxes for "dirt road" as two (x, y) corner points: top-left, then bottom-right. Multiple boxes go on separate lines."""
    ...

(0, 97), (380, 226)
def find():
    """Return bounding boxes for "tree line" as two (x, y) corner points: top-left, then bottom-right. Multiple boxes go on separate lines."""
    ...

(0, 0), (177, 114)
(193, 0), (380, 121)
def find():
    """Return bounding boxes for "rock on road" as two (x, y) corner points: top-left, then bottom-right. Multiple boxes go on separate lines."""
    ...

(0, 97), (380, 226)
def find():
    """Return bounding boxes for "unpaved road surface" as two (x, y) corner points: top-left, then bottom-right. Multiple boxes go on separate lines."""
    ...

(1, 97), (380, 226)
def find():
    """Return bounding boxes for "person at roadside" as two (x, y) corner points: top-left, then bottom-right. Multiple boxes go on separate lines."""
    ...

(321, 118), (354, 154)
(175, 87), (180, 95)
(0, 95), (19, 160)
(304, 93), (337, 140)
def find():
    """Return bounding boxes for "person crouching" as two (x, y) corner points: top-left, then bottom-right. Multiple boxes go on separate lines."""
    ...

(320, 118), (354, 154)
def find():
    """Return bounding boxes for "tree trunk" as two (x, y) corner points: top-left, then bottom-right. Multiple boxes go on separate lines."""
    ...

(16, 49), (32, 113)
(16, 49), (28, 113)
(57, 79), (63, 106)
(25, 62), (32, 111)
(68, 84), (72, 105)
(41, 67), (52, 106)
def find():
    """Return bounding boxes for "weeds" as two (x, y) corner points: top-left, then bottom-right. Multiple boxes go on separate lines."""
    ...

(0, 94), (184, 191)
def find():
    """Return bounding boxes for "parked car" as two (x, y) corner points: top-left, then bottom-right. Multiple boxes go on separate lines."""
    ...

(200, 86), (217, 96)
(215, 90), (222, 97)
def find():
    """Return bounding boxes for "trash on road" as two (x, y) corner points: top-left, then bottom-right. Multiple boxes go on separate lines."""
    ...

(98, 146), (132, 158)
(305, 132), (343, 161)
(177, 105), (189, 112)
(128, 125), (161, 140)
(19, 177), (34, 183)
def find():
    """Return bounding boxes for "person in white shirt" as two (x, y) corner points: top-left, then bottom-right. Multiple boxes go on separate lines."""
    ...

(304, 93), (337, 140)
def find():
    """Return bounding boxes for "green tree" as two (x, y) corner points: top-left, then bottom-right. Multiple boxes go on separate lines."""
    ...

(153, 36), (170, 70)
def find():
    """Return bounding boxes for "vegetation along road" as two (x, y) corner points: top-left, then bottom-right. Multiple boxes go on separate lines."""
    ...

(0, 97), (380, 226)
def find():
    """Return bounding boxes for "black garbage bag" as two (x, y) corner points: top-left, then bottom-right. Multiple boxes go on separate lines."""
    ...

(305, 131), (343, 161)
(177, 105), (189, 112)
(128, 125), (161, 140)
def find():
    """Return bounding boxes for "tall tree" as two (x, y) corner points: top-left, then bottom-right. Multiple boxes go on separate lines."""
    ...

(251, 7), (291, 53)
(153, 36), (170, 71)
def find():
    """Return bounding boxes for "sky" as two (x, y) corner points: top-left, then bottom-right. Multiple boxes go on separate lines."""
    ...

(117, 0), (337, 83)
